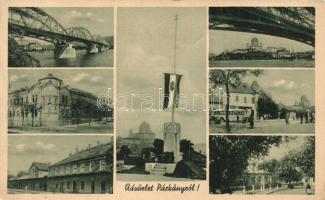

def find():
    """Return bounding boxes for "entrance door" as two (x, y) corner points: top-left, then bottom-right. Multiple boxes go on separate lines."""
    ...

(73, 181), (77, 193)
(101, 181), (106, 194)
(91, 181), (95, 194)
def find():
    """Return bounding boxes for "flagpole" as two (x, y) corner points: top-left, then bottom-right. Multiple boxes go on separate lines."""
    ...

(171, 14), (178, 125)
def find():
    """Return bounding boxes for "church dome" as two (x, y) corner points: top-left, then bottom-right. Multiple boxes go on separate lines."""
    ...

(139, 121), (151, 133)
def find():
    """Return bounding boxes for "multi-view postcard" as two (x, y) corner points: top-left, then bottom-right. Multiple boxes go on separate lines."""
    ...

(8, 7), (114, 67)
(209, 7), (315, 68)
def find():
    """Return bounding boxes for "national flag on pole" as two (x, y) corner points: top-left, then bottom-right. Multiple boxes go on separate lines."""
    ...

(163, 73), (182, 109)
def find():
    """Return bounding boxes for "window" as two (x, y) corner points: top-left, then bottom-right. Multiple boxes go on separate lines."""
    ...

(81, 181), (85, 190)
(67, 181), (70, 189)
(252, 97), (255, 104)
(73, 164), (77, 173)
(89, 162), (93, 172)
(99, 160), (106, 171)
(80, 163), (85, 173)
(235, 96), (239, 102)
(244, 97), (247, 103)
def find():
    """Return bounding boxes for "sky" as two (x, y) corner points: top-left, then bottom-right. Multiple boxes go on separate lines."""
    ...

(241, 69), (314, 106)
(8, 135), (112, 175)
(210, 30), (315, 55)
(9, 69), (113, 97)
(116, 8), (206, 144)
(43, 7), (114, 37)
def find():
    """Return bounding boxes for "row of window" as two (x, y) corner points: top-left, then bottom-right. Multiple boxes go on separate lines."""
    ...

(235, 95), (256, 104)
(49, 160), (108, 177)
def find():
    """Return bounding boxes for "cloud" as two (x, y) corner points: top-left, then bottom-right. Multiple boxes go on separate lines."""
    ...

(272, 79), (296, 90)
(61, 10), (105, 28)
(9, 74), (29, 82)
(72, 73), (104, 84)
(11, 141), (55, 154)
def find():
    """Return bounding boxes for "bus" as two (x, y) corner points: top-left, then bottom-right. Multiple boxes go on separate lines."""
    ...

(209, 109), (249, 125)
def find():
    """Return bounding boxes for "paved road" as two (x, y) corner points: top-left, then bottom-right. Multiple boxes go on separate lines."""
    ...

(210, 119), (314, 134)
(270, 187), (314, 195)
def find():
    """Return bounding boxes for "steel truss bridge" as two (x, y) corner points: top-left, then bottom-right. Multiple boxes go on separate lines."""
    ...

(209, 7), (315, 47)
(9, 7), (111, 49)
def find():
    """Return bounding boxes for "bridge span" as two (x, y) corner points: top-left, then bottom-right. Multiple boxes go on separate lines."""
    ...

(9, 7), (112, 59)
(209, 7), (315, 47)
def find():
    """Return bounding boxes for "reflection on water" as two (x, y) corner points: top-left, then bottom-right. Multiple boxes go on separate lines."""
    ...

(209, 60), (314, 68)
(29, 49), (114, 67)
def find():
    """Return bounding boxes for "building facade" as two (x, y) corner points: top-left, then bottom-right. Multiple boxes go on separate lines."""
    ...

(8, 142), (113, 194)
(209, 83), (259, 118)
(8, 73), (112, 127)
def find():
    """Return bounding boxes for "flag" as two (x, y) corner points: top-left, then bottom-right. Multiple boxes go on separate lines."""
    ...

(163, 73), (182, 109)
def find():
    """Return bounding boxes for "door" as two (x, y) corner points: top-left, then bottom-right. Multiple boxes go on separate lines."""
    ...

(73, 181), (77, 193)
(91, 181), (95, 194)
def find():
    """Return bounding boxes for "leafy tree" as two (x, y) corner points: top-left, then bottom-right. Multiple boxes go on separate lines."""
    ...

(298, 137), (315, 178)
(209, 70), (263, 132)
(279, 151), (303, 185)
(258, 159), (280, 173)
(117, 145), (131, 160)
(141, 147), (155, 162)
(153, 139), (164, 157)
(209, 135), (282, 194)
(180, 139), (194, 161)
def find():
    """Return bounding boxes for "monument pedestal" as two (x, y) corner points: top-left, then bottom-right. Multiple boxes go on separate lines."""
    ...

(163, 122), (181, 163)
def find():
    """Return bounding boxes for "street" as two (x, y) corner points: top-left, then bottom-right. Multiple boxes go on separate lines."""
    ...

(8, 121), (113, 134)
(210, 119), (314, 134)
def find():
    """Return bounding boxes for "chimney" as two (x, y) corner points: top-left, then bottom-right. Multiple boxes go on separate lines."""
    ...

(75, 148), (78, 153)
(97, 141), (100, 146)
(88, 144), (91, 149)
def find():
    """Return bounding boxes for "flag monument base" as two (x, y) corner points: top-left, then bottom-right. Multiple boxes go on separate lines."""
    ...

(163, 122), (181, 163)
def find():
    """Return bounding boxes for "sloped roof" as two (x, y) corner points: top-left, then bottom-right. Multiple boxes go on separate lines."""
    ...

(228, 84), (256, 94)
(31, 162), (50, 171)
(51, 143), (112, 167)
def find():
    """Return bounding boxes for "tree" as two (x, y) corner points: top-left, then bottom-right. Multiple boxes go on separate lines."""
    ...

(258, 159), (280, 174)
(153, 139), (164, 157)
(279, 151), (303, 185)
(117, 145), (131, 160)
(209, 135), (282, 194)
(209, 70), (263, 132)
(24, 103), (37, 127)
(180, 139), (194, 161)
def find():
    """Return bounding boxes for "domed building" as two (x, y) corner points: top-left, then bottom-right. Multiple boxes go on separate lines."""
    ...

(117, 121), (156, 155)
(8, 73), (112, 127)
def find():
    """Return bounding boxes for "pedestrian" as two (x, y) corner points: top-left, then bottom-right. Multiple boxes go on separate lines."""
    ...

(285, 113), (289, 125)
(306, 183), (312, 195)
(249, 110), (254, 129)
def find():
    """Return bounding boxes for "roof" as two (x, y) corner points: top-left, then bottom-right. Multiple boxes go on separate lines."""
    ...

(51, 143), (112, 167)
(70, 88), (97, 99)
(30, 162), (50, 171)
(228, 84), (257, 94)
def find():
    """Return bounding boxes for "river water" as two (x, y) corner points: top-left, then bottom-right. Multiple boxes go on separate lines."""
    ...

(209, 60), (314, 68)
(28, 49), (114, 67)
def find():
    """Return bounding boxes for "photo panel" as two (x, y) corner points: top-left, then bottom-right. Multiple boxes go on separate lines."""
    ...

(116, 7), (207, 181)
(209, 135), (315, 195)
(8, 69), (114, 134)
(209, 69), (315, 134)
(209, 7), (315, 68)
(8, 7), (114, 67)
(7, 135), (114, 194)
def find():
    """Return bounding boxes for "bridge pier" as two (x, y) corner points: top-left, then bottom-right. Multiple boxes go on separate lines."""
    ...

(87, 44), (99, 54)
(54, 43), (76, 59)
